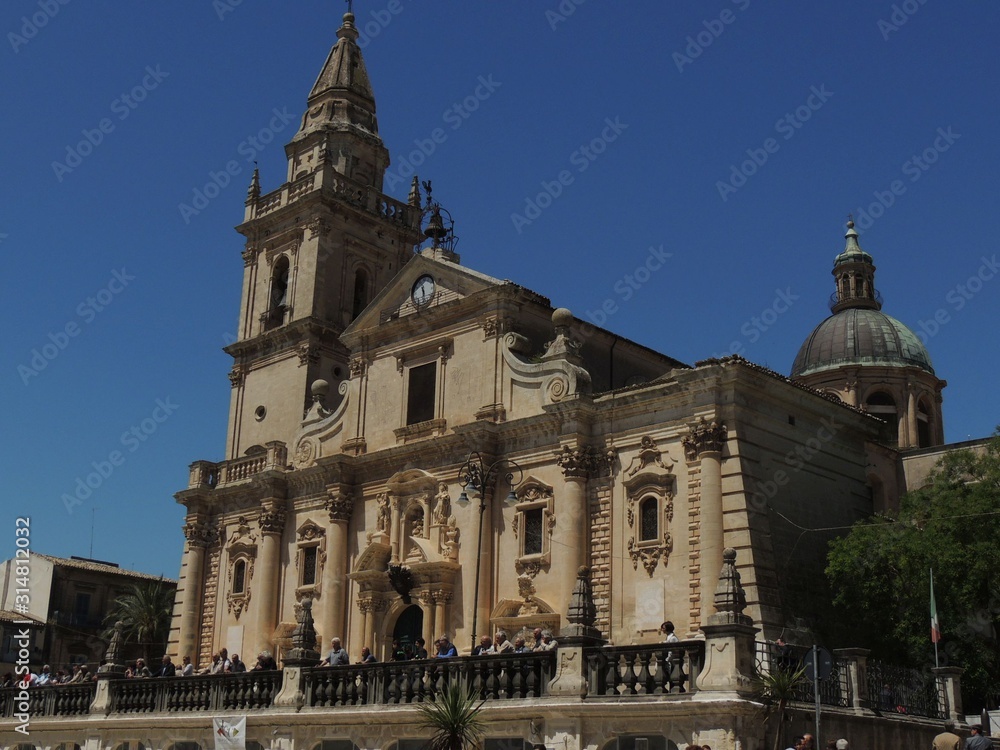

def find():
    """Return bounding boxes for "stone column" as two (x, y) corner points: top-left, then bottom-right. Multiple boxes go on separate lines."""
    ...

(389, 495), (403, 564)
(254, 499), (286, 655)
(359, 598), (373, 653)
(434, 590), (451, 641)
(419, 591), (435, 647)
(555, 446), (600, 612)
(176, 517), (214, 662)
(324, 486), (354, 645)
(906, 383), (919, 448)
(683, 419), (728, 628)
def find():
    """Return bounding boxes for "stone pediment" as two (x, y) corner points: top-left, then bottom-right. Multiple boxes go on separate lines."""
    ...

(342, 253), (504, 342)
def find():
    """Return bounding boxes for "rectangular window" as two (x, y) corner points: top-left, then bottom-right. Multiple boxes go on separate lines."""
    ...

(302, 547), (317, 586)
(74, 592), (91, 622)
(640, 498), (658, 542)
(406, 362), (437, 425)
(523, 508), (544, 556)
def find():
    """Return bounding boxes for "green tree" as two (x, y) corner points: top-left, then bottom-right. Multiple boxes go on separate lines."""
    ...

(826, 434), (1000, 711)
(753, 664), (807, 750)
(104, 579), (175, 663)
(416, 681), (487, 750)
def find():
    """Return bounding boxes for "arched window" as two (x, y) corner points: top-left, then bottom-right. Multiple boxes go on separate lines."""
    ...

(351, 268), (369, 320)
(917, 397), (932, 448)
(232, 559), (246, 594)
(865, 391), (896, 417)
(265, 257), (290, 330)
(639, 497), (658, 542)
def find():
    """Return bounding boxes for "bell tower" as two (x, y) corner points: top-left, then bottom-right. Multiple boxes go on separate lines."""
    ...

(224, 9), (423, 459)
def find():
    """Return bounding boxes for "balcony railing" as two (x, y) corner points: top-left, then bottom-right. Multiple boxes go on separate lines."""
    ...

(0, 682), (95, 717)
(108, 670), (282, 714)
(585, 641), (704, 697)
(305, 652), (555, 708)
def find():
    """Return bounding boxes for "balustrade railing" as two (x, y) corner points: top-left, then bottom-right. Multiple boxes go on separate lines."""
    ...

(585, 641), (704, 697)
(0, 683), (96, 717)
(107, 671), (282, 714)
(305, 652), (555, 708)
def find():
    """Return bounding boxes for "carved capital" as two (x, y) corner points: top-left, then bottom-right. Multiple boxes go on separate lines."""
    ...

(326, 487), (354, 524)
(259, 505), (287, 535)
(228, 365), (246, 389)
(682, 418), (728, 461)
(297, 343), (320, 366)
(183, 520), (217, 548)
(349, 357), (367, 377)
(556, 445), (613, 479)
(432, 589), (453, 605)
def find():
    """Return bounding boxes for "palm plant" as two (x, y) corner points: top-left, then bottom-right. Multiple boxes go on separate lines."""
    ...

(752, 664), (807, 750)
(416, 681), (487, 750)
(103, 579), (175, 663)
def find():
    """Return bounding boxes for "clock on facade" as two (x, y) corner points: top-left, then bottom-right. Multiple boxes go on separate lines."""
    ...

(411, 275), (435, 306)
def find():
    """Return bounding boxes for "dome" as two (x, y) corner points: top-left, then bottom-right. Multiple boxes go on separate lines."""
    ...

(791, 308), (935, 378)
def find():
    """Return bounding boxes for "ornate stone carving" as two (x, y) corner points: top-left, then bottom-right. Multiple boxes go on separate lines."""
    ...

(515, 559), (543, 578)
(241, 248), (256, 267)
(293, 439), (314, 467)
(297, 519), (325, 542)
(432, 482), (451, 524)
(441, 519), (460, 561)
(625, 435), (673, 476)
(627, 533), (674, 577)
(432, 589), (453, 605)
(349, 357), (367, 377)
(183, 520), (217, 548)
(481, 316), (506, 339)
(682, 418), (728, 461)
(259, 506), (286, 535)
(557, 445), (614, 478)
(100, 621), (126, 674)
(284, 597), (320, 667)
(326, 488), (354, 524)
(375, 493), (390, 533)
(297, 343), (320, 366)
(228, 365), (246, 389)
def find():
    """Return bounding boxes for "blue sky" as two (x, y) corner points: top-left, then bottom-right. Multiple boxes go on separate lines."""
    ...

(1, 0), (997, 579)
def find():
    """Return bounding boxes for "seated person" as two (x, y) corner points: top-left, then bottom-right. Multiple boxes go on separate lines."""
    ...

(472, 635), (494, 656)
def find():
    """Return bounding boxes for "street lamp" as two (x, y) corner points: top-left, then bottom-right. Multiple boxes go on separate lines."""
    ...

(455, 451), (523, 651)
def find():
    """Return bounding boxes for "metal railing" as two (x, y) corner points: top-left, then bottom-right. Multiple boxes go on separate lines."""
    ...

(754, 641), (850, 708)
(866, 659), (944, 719)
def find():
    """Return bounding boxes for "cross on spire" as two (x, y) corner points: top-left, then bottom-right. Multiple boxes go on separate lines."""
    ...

(345, 0), (353, 13)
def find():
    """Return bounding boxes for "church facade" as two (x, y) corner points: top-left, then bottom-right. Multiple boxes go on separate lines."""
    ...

(166, 10), (939, 670)
(3, 9), (973, 750)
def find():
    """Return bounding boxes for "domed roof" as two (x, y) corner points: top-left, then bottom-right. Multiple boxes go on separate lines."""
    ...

(791, 308), (935, 378)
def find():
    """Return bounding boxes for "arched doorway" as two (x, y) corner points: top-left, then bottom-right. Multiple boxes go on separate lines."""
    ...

(392, 604), (423, 658)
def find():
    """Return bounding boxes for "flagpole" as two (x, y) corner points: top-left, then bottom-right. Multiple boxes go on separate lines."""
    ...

(930, 568), (939, 669)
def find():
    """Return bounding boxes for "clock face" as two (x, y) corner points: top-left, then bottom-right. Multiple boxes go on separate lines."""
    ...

(411, 275), (435, 306)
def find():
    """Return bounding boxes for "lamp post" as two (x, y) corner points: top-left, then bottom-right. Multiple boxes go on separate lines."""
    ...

(455, 451), (523, 651)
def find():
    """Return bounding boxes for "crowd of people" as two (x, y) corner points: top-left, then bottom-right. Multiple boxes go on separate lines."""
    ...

(314, 627), (559, 667)
(0, 647), (281, 687)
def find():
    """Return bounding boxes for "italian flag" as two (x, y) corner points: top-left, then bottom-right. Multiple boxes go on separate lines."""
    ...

(930, 569), (941, 644)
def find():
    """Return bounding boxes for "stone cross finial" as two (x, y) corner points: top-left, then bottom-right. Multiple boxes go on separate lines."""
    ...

(708, 548), (752, 627)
